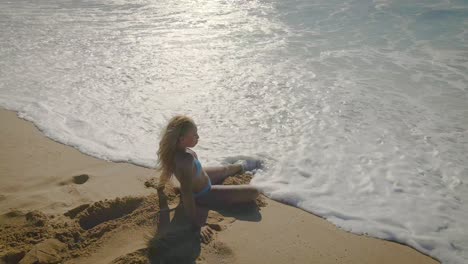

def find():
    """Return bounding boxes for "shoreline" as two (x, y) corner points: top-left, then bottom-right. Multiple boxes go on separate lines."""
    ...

(0, 108), (439, 264)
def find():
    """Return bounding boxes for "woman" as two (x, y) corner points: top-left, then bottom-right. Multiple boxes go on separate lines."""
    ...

(156, 115), (260, 234)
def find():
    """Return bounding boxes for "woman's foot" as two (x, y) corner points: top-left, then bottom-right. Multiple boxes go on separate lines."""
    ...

(235, 159), (262, 174)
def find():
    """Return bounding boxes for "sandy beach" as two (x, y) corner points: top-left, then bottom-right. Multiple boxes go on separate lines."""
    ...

(0, 108), (439, 264)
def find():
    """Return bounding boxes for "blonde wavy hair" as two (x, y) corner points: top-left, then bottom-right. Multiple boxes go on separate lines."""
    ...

(156, 115), (196, 188)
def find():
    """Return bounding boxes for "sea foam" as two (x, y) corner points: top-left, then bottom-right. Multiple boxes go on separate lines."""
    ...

(1, 0), (467, 263)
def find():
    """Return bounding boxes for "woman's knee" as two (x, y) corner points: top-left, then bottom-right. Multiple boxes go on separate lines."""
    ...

(246, 186), (259, 200)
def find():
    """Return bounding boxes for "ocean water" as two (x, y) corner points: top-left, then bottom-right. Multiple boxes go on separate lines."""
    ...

(1, 0), (467, 262)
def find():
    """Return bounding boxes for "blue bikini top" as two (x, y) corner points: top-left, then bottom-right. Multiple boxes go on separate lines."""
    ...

(193, 158), (202, 177)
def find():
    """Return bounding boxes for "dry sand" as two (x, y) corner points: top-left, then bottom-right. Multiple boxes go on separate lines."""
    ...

(0, 109), (439, 264)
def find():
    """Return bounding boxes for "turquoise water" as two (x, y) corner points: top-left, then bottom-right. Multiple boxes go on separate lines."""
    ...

(0, 0), (467, 262)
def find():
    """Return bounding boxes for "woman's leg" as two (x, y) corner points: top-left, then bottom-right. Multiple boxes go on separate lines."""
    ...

(195, 185), (259, 207)
(203, 164), (243, 185)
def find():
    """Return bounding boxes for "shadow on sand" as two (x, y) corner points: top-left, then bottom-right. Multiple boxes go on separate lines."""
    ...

(146, 189), (262, 264)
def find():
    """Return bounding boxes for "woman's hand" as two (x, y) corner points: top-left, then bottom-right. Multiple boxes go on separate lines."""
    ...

(199, 225), (214, 244)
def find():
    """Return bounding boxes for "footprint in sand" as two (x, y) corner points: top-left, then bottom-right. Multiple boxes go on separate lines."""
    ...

(58, 174), (90, 186)
(202, 240), (236, 264)
(72, 197), (144, 230)
(72, 174), (89, 184)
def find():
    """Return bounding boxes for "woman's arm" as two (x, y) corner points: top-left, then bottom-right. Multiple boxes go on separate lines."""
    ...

(176, 154), (200, 229)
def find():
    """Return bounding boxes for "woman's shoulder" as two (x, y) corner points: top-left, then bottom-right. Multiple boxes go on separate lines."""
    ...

(186, 148), (198, 159)
(174, 152), (195, 179)
(174, 151), (194, 166)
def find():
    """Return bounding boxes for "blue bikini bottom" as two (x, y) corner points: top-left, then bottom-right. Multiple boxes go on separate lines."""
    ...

(194, 178), (212, 199)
